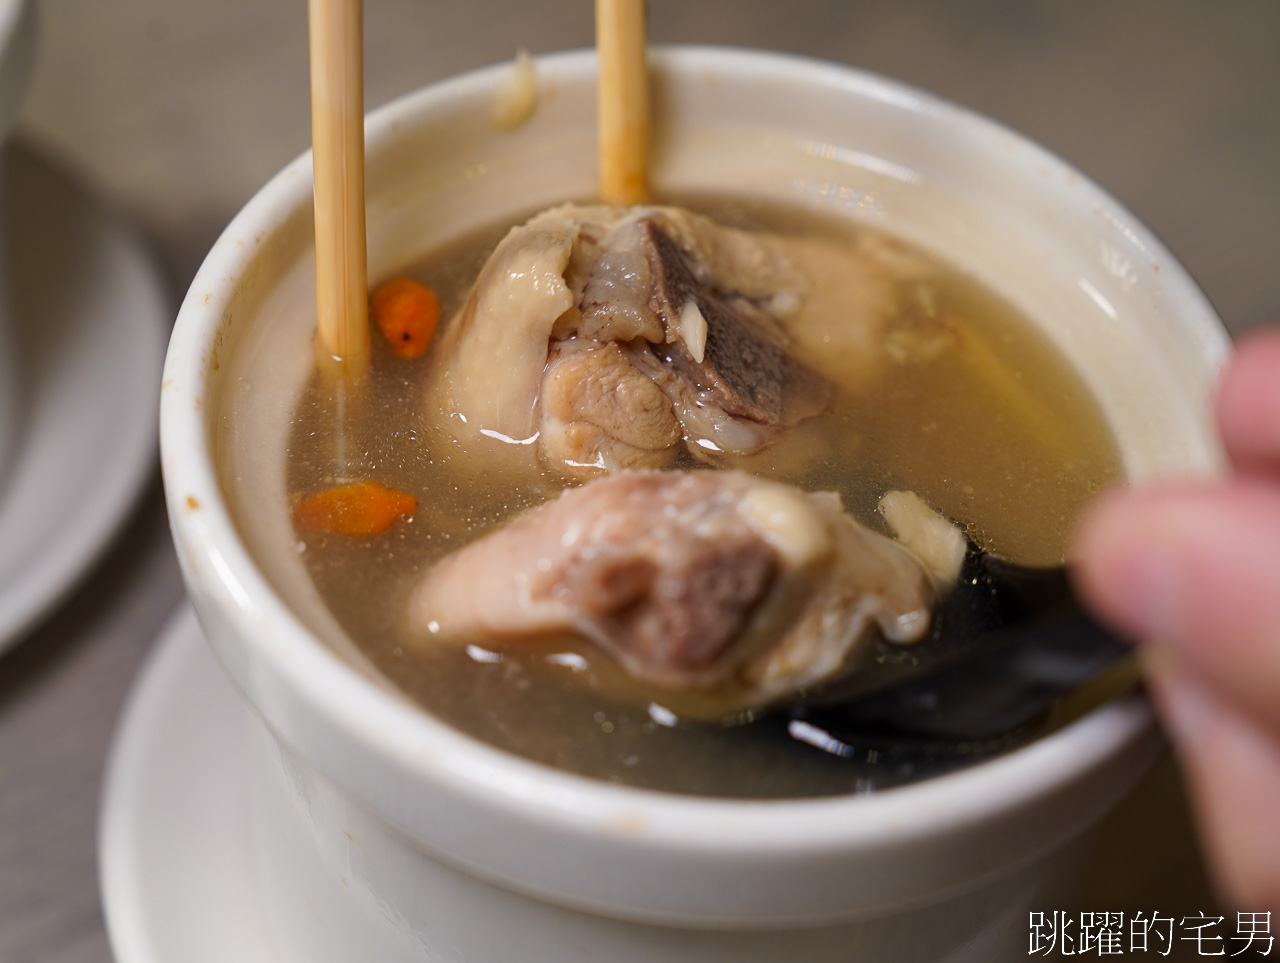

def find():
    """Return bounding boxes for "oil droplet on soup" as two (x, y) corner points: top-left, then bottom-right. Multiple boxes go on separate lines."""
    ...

(285, 196), (1122, 798)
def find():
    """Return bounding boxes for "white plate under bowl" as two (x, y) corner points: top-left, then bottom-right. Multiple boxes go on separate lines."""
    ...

(0, 142), (169, 652)
(99, 605), (276, 963)
(96, 608), (1194, 963)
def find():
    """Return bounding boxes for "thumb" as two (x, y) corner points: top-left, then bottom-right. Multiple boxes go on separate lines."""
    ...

(1072, 481), (1280, 738)
(1146, 654), (1280, 912)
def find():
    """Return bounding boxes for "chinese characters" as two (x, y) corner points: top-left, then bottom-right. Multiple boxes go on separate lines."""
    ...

(1029, 911), (1273, 957)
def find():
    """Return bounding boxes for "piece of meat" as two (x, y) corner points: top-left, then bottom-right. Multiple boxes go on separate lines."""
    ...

(538, 339), (679, 474)
(433, 212), (579, 442)
(878, 489), (967, 586)
(429, 204), (854, 479)
(615, 218), (831, 461)
(408, 470), (940, 715)
(639, 220), (828, 427)
(621, 342), (779, 458)
(578, 226), (664, 343)
(734, 487), (941, 706)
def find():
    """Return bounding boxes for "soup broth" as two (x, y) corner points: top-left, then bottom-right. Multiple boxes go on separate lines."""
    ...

(285, 197), (1122, 798)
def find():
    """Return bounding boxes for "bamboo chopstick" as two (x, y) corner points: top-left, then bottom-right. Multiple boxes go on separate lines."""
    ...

(308, 0), (369, 376)
(596, 0), (651, 207)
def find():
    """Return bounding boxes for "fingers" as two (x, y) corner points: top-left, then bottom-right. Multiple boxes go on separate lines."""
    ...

(1146, 655), (1280, 912)
(1071, 328), (1280, 913)
(1217, 327), (1280, 475)
(1072, 482), (1280, 736)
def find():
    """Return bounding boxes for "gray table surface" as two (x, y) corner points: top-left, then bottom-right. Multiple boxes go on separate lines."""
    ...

(1, 2), (1276, 960)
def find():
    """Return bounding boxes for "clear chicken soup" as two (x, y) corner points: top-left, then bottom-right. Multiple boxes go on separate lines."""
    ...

(286, 196), (1122, 798)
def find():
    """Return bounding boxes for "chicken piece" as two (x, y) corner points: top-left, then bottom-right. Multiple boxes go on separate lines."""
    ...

(578, 221), (664, 344)
(878, 489), (967, 586)
(538, 339), (680, 473)
(432, 211), (580, 446)
(408, 471), (942, 716)
(620, 220), (830, 461)
(782, 239), (896, 363)
(429, 204), (855, 480)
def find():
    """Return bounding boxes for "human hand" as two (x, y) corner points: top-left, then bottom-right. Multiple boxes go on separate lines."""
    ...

(1073, 328), (1280, 913)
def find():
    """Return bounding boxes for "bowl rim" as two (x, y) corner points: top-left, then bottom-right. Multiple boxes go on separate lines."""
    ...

(162, 45), (1220, 876)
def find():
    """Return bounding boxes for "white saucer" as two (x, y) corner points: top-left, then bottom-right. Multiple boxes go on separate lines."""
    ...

(0, 142), (169, 652)
(99, 605), (278, 962)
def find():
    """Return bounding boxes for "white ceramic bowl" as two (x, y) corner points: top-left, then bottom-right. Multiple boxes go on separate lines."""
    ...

(161, 48), (1229, 961)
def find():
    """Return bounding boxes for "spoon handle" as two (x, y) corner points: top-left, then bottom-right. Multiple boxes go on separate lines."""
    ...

(796, 552), (1132, 742)
(816, 598), (1130, 741)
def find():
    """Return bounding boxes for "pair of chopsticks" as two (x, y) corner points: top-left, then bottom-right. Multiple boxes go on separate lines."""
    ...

(308, 0), (650, 375)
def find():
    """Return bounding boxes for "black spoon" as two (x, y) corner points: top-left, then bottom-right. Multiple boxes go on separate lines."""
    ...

(786, 545), (1132, 745)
